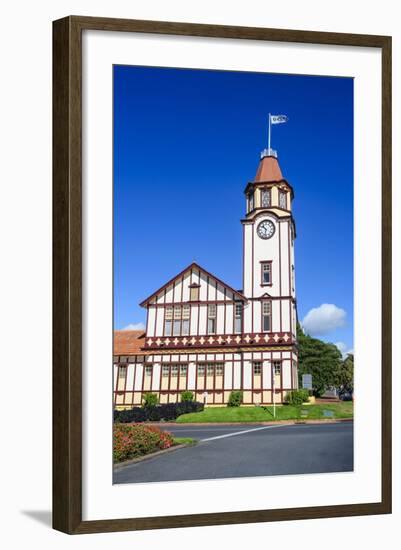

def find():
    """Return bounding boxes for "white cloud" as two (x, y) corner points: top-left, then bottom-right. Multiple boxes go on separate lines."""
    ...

(121, 322), (145, 331)
(335, 342), (354, 359)
(302, 303), (346, 336)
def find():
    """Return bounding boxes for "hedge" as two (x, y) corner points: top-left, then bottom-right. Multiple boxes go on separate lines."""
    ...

(284, 389), (310, 405)
(114, 401), (204, 423)
(114, 423), (174, 463)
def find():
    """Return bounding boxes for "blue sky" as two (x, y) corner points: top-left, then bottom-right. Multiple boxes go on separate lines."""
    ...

(114, 65), (354, 354)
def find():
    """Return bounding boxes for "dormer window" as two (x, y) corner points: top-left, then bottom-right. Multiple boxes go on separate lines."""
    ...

(279, 190), (287, 209)
(261, 188), (271, 208)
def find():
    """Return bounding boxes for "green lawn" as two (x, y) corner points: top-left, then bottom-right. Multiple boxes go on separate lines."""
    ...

(175, 402), (353, 423)
(173, 437), (196, 445)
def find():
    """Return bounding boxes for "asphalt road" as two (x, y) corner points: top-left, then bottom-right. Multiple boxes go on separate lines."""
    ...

(113, 422), (353, 484)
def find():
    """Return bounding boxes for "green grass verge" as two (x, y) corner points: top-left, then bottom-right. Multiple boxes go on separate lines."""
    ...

(173, 437), (197, 445)
(175, 402), (353, 423)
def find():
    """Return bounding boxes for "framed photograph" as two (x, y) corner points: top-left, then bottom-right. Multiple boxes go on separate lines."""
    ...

(53, 16), (391, 534)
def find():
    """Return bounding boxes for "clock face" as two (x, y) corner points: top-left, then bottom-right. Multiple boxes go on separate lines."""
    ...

(257, 220), (275, 239)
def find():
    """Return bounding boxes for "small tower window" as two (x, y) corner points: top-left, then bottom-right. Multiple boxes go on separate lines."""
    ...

(248, 192), (254, 212)
(234, 302), (243, 333)
(291, 265), (295, 292)
(279, 190), (287, 209)
(207, 304), (217, 334)
(261, 262), (272, 285)
(261, 188), (271, 208)
(262, 301), (272, 332)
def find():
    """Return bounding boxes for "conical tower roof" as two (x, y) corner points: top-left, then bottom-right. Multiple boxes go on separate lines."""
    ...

(254, 153), (283, 182)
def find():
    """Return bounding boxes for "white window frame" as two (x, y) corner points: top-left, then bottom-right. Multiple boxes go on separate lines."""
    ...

(262, 301), (272, 332)
(234, 302), (243, 333)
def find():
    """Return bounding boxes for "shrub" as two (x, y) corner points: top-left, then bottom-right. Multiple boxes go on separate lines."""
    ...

(114, 401), (204, 423)
(113, 423), (174, 463)
(227, 390), (243, 407)
(180, 390), (194, 402)
(285, 389), (310, 405)
(142, 392), (159, 408)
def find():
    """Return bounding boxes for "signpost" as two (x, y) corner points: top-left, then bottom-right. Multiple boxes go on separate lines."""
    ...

(272, 364), (276, 418)
(302, 374), (313, 391)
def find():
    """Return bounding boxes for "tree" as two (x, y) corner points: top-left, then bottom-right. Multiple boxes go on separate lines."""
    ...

(297, 323), (342, 397)
(336, 353), (354, 392)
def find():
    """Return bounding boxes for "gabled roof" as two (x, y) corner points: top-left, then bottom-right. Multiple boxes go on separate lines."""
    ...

(139, 262), (247, 307)
(114, 330), (146, 355)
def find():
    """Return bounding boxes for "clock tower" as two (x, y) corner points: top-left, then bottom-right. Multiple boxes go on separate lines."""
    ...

(242, 147), (297, 349)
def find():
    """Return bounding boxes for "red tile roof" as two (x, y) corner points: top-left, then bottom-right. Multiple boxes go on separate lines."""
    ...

(114, 330), (146, 355)
(254, 156), (283, 182)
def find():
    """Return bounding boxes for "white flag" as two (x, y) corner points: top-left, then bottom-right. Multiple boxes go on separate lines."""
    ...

(270, 114), (288, 124)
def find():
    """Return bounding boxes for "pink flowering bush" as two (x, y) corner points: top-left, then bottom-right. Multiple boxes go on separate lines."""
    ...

(113, 423), (174, 463)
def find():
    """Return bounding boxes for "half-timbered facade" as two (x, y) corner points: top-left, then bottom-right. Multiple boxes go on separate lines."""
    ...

(114, 146), (298, 407)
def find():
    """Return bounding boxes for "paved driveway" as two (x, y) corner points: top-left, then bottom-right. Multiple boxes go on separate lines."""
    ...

(113, 422), (353, 484)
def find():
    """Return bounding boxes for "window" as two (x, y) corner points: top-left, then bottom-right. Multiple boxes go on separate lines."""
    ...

(207, 364), (214, 376)
(189, 285), (200, 301)
(180, 365), (187, 376)
(165, 305), (191, 336)
(182, 305), (190, 335)
(279, 190), (287, 209)
(145, 365), (152, 377)
(164, 306), (173, 335)
(234, 302), (243, 333)
(261, 262), (272, 285)
(173, 306), (181, 335)
(197, 365), (205, 376)
(273, 361), (281, 375)
(207, 304), (217, 334)
(248, 191), (254, 212)
(291, 265), (295, 291)
(118, 366), (127, 379)
(261, 188), (271, 207)
(162, 365), (170, 377)
(262, 301), (272, 332)
(171, 365), (179, 377)
(253, 362), (262, 375)
(215, 364), (224, 376)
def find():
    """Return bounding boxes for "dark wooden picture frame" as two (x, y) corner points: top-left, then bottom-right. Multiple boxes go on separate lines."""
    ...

(53, 15), (392, 534)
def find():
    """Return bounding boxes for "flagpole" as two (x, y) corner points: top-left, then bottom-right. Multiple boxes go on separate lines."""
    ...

(268, 113), (271, 152)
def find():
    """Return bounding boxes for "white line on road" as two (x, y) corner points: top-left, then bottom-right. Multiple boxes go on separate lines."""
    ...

(200, 425), (282, 442)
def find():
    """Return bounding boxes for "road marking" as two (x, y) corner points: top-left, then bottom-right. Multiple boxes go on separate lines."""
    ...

(200, 425), (281, 442)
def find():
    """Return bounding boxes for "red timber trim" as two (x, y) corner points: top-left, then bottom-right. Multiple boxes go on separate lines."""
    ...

(244, 178), (295, 199)
(139, 262), (247, 307)
(247, 295), (296, 302)
(143, 331), (293, 350)
(260, 260), (273, 287)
